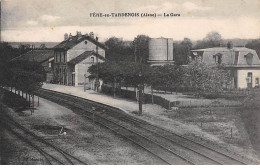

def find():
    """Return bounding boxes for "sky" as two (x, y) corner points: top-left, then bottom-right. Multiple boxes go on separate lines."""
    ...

(1, 0), (260, 42)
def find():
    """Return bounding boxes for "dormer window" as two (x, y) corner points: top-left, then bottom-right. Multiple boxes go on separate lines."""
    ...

(213, 53), (222, 64)
(192, 52), (202, 62)
(244, 53), (253, 65)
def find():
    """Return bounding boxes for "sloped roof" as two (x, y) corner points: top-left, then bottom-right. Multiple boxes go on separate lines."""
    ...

(68, 51), (106, 65)
(11, 49), (54, 63)
(191, 47), (260, 66)
(54, 35), (107, 50)
(192, 47), (255, 52)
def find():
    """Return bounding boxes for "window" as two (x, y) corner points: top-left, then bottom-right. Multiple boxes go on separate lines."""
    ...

(91, 57), (94, 64)
(247, 72), (253, 88)
(244, 53), (253, 65)
(217, 56), (222, 64)
(64, 52), (66, 62)
(213, 53), (222, 64)
(256, 78), (259, 86)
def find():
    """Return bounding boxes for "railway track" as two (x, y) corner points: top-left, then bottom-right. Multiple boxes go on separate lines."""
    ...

(0, 106), (88, 165)
(36, 90), (189, 164)
(35, 88), (253, 165)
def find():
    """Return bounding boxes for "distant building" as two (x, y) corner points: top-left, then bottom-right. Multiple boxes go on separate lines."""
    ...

(148, 38), (174, 66)
(53, 31), (107, 89)
(11, 49), (55, 83)
(191, 44), (260, 89)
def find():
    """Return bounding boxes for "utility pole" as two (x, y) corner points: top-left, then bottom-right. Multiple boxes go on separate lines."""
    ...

(0, 1), (1, 42)
(134, 44), (137, 62)
(138, 85), (143, 115)
(95, 36), (100, 92)
(84, 74), (87, 92)
(32, 94), (34, 114)
(138, 71), (143, 116)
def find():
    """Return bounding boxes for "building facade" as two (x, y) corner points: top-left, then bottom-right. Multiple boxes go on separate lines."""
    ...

(53, 31), (107, 88)
(191, 46), (260, 89)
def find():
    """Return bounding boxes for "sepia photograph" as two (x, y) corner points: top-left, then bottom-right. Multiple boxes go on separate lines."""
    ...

(0, 0), (260, 165)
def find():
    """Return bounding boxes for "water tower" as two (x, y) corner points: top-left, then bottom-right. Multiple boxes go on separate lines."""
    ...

(148, 38), (174, 66)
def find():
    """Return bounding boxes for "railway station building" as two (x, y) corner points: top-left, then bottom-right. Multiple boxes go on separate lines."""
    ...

(53, 31), (107, 89)
(191, 45), (260, 89)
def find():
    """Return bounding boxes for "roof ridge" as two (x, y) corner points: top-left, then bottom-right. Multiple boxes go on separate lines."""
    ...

(68, 50), (106, 65)
(11, 50), (33, 61)
(53, 35), (108, 50)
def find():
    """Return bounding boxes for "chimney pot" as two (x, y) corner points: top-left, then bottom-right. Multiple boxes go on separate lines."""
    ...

(89, 32), (94, 39)
(76, 31), (82, 39)
(64, 33), (68, 41)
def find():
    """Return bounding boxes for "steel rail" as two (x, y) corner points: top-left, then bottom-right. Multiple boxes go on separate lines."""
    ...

(37, 91), (193, 164)
(0, 110), (88, 165)
(36, 88), (253, 165)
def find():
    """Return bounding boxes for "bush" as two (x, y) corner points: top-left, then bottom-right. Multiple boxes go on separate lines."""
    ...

(1, 89), (28, 109)
(201, 92), (219, 99)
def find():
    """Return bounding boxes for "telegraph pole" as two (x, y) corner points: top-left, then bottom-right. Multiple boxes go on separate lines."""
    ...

(134, 44), (137, 62)
(138, 71), (143, 115)
(0, 1), (1, 42)
(95, 36), (100, 92)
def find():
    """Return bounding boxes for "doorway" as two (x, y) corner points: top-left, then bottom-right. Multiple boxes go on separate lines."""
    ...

(247, 72), (252, 88)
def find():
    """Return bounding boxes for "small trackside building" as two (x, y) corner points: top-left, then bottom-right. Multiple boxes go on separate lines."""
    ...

(191, 46), (260, 89)
(53, 31), (107, 88)
(11, 49), (55, 83)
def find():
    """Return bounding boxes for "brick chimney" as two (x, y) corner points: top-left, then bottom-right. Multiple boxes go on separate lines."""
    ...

(89, 32), (94, 39)
(76, 31), (82, 39)
(64, 33), (68, 41)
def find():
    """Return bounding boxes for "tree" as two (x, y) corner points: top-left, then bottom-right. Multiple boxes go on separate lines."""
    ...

(194, 31), (223, 49)
(104, 37), (124, 62)
(6, 61), (46, 94)
(184, 59), (230, 97)
(173, 38), (193, 65)
(132, 35), (150, 64)
(88, 61), (122, 83)
(245, 39), (260, 58)
(120, 62), (150, 89)
(104, 37), (134, 62)
(146, 65), (184, 93)
(0, 42), (39, 89)
(88, 61), (124, 96)
(88, 60), (152, 88)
